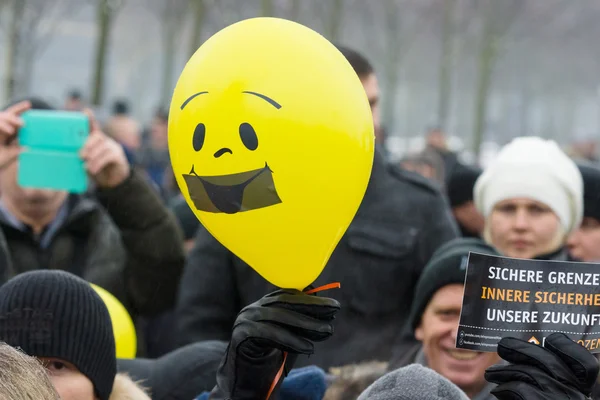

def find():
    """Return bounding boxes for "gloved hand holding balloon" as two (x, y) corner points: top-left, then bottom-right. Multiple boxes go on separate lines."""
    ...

(168, 17), (374, 290)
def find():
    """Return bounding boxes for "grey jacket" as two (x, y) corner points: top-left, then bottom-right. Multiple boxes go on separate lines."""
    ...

(175, 149), (460, 369)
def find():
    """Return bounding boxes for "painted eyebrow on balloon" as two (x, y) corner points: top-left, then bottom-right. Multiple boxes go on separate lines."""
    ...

(242, 91), (282, 109)
(180, 91), (209, 110)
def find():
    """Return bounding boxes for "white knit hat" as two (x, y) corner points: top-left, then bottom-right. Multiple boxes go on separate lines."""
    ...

(474, 136), (583, 234)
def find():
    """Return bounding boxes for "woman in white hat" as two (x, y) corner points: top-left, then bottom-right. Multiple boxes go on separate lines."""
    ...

(474, 136), (583, 260)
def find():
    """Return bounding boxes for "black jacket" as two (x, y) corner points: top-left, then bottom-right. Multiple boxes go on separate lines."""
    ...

(0, 170), (185, 317)
(175, 150), (460, 369)
(117, 340), (227, 400)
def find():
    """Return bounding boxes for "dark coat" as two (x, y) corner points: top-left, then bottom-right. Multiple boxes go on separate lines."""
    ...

(0, 170), (186, 317)
(117, 341), (227, 400)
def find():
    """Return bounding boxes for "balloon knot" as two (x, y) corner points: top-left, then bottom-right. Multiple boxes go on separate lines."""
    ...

(305, 282), (341, 294)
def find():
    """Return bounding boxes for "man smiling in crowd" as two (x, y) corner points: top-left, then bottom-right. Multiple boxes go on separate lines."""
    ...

(389, 238), (501, 399)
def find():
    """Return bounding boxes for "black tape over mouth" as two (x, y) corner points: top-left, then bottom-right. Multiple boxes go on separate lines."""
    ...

(183, 162), (282, 214)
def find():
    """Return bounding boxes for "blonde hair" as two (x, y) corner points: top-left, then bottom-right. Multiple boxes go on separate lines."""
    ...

(0, 342), (59, 399)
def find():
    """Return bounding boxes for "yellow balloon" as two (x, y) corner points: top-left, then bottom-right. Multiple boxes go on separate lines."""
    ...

(90, 284), (137, 359)
(168, 17), (374, 290)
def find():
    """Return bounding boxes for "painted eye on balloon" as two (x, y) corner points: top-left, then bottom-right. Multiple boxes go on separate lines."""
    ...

(193, 123), (206, 151)
(239, 122), (258, 151)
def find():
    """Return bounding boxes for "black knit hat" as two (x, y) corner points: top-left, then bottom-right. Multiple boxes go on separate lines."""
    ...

(3, 96), (55, 111)
(0, 270), (116, 400)
(447, 164), (482, 207)
(407, 238), (499, 333)
(577, 162), (600, 221)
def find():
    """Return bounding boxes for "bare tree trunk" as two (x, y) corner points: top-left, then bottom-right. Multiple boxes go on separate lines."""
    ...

(596, 84), (600, 136)
(327, 0), (344, 42)
(472, 0), (523, 156)
(437, 0), (457, 130)
(262, 0), (273, 16)
(17, 46), (36, 96)
(91, 0), (113, 106)
(562, 92), (576, 141)
(3, 0), (83, 101)
(188, 0), (205, 58)
(4, 0), (24, 103)
(151, 0), (188, 109)
(160, 22), (178, 108)
(541, 97), (556, 140)
(289, 0), (301, 21)
(518, 84), (532, 137)
(381, 0), (401, 133)
(472, 21), (497, 157)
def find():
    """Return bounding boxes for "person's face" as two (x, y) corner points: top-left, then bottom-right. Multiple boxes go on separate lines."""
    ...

(150, 117), (168, 149)
(578, 141), (597, 158)
(184, 239), (196, 253)
(587, 141), (597, 157)
(119, 131), (141, 151)
(360, 73), (381, 138)
(488, 198), (562, 259)
(416, 284), (500, 396)
(0, 155), (67, 218)
(40, 358), (98, 400)
(401, 161), (436, 180)
(453, 201), (485, 236)
(568, 217), (600, 261)
(65, 98), (82, 111)
(427, 130), (447, 150)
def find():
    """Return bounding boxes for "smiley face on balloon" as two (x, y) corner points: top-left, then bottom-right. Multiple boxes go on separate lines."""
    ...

(179, 90), (283, 214)
(169, 17), (374, 290)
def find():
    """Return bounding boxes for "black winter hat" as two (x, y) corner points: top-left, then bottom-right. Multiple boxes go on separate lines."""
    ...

(3, 96), (55, 111)
(0, 270), (116, 400)
(447, 164), (482, 207)
(407, 238), (499, 333)
(577, 162), (600, 221)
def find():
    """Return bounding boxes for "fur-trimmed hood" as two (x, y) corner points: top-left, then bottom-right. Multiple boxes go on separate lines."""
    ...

(109, 373), (151, 400)
(324, 361), (389, 400)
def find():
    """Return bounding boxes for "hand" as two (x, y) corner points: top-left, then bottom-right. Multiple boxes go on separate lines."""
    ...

(0, 101), (30, 170)
(485, 333), (599, 400)
(209, 289), (341, 400)
(80, 109), (130, 189)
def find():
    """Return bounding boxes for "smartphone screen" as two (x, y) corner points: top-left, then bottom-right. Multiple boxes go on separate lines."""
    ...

(17, 110), (90, 193)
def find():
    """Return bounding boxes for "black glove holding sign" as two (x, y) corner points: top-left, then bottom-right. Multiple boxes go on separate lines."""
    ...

(485, 332), (599, 400)
(209, 289), (340, 400)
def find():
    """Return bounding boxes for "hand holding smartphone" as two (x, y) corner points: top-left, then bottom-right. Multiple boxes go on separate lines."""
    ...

(0, 101), (30, 170)
(17, 110), (90, 193)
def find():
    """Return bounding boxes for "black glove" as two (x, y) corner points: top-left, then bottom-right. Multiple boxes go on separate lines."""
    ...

(209, 288), (341, 400)
(485, 332), (599, 400)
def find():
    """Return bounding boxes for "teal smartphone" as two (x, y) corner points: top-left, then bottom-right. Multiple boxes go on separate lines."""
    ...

(17, 110), (89, 193)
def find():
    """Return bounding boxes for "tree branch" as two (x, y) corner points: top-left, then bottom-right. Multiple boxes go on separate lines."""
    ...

(27, 0), (83, 56)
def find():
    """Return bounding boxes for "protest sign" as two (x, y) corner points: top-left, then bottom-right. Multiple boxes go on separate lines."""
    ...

(457, 252), (600, 353)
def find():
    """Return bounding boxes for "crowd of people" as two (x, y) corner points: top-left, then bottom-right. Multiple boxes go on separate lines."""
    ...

(1, 42), (600, 400)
